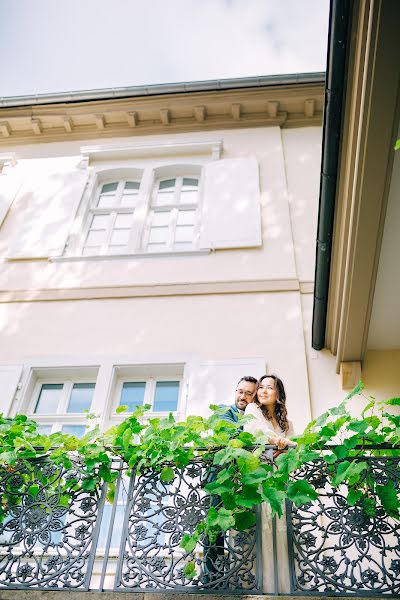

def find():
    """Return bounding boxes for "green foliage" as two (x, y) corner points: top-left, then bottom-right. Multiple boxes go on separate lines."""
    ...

(0, 381), (399, 568)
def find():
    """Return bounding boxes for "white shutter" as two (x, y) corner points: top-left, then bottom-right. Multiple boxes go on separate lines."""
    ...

(0, 169), (21, 229)
(7, 164), (88, 259)
(200, 157), (261, 249)
(185, 357), (265, 418)
(0, 365), (23, 416)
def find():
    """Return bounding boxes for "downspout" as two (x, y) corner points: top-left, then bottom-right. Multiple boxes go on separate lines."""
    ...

(312, 0), (351, 350)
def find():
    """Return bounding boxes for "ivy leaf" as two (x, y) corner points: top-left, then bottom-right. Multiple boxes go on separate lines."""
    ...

(386, 398), (400, 406)
(345, 380), (364, 400)
(28, 484), (40, 497)
(348, 420), (368, 434)
(361, 399), (375, 417)
(234, 510), (256, 531)
(331, 461), (367, 487)
(376, 482), (400, 518)
(99, 464), (113, 483)
(235, 449), (260, 474)
(242, 466), (271, 486)
(347, 488), (362, 506)
(116, 405), (128, 414)
(362, 496), (376, 517)
(286, 480), (318, 506)
(181, 533), (198, 554)
(82, 477), (97, 491)
(333, 445), (348, 460)
(236, 485), (263, 508)
(275, 448), (298, 477)
(344, 435), (359, 450)
(183, 561), (196, 580)
(160, 467), (175, 483)
(261, 485), (285, 517)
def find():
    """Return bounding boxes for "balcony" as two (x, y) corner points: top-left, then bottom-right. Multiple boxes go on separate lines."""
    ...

(0, 448), (399, 596)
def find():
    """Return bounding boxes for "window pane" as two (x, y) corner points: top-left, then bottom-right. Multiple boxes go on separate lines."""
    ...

(34, 384), (63, 414)
(120, 382), (146, 411)
(159, 179), (176, 190)
(91, 214), (109, 230)
(121, 181), (140, 207)
(110, 229), (130, 245)
(175, 225), (194, 243)
(124, 181), (140, 191)
(67, 383), (95, 413)
(36, 425), (52, 435)
(108, 246), (126, 255)
(182, 178), (198, 189)
(62, 425), (86, 438)
(149, 227), (168, 244)
(153, 381), (180, 412)
(97, 182), (118, 208)
(86, 230), (106, 246)
(82, 246), (101, 256)
(152, 211), (170, 227)
(177, 210), (195, 226)
(148, 243), (167, 252)
(101, 183), (118, 194)
(114, 213), (134, 228)
(180, 190), (198, 204)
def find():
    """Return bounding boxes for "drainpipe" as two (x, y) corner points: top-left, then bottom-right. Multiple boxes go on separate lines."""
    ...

(312, 0), (351, 350)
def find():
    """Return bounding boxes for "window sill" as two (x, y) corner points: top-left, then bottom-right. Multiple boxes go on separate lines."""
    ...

(50, 249), (211, 263)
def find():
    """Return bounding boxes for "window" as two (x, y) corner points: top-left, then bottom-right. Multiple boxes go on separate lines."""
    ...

(143, 177), (200, 252)
(83, 180), (140, 255)
(79, 166), (202, 257)
(30, 380), (96, 437)
(116, 378), (180, 414)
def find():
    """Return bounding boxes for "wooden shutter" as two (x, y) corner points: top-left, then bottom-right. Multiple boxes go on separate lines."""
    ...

(7, 161), (88, 259)
(200, 157), (261, 249)
(0, 365), (23, 416)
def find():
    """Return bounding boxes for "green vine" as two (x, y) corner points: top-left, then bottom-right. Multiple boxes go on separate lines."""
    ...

(0, 382), (399, 579)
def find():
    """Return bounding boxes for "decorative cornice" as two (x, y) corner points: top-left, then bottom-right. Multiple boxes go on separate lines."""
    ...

(0, 83), (324, 146)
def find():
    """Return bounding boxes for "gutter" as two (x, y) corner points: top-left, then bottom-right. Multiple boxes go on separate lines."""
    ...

(312, 0), (351, 350)
(0, 72), (325, 108)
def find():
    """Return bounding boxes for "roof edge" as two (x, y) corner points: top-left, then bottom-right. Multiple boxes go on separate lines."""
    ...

(1, 72), (325, 108)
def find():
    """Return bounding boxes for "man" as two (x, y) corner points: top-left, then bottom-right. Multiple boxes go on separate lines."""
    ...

(203, 376), (258, 584)
(219, 375), (258, 427)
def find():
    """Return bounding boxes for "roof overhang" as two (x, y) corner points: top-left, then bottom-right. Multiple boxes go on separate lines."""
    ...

(313, 0), (400, 370)
(0, 74), (324, 146)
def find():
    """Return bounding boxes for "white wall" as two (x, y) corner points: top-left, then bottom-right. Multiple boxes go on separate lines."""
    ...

(0, 124), (324, 433)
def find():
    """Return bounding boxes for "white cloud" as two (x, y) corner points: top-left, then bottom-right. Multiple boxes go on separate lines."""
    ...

(0, 0), (329, 96)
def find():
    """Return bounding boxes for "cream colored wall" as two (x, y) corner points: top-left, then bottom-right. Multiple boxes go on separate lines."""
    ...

(1, 290), (312, 433)
(0, 126), (324, 292)
(362, 350), (400, 400)
(0, 124), (325, 432)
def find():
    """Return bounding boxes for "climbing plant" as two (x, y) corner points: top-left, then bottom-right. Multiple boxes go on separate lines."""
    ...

(0, 381), (399, 578)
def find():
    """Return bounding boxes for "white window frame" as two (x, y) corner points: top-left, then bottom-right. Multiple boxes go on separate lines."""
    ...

(141, 174), (202, 253)
(81, 177), (142, 256)
(113, 376), (182, 417)
(74, 162), (203, 258)
(28, 377), (97, 435)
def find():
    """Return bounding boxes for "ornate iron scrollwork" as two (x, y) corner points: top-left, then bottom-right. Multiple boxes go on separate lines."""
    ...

(0, 457), (105, 589)
(115, 460), (259, 591)
(287, 457), (400, 595)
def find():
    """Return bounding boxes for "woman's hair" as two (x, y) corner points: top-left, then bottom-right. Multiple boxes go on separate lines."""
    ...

(254, 374), (289, 433)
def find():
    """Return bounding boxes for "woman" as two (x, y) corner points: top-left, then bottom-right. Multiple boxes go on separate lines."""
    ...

(244, 375), (294, 594)
(244, 374), (294, 444)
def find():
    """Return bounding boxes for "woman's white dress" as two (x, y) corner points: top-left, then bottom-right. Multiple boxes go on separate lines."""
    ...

(244, 402), (294, 594)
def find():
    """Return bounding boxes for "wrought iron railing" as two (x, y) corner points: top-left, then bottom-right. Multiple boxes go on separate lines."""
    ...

(0, 449), (398, 595)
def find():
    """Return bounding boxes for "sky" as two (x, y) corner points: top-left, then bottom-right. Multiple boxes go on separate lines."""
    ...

(0, 0), (330, 98)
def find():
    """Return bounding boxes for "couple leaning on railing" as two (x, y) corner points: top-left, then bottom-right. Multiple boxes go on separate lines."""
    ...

(0, 380), (399, 594)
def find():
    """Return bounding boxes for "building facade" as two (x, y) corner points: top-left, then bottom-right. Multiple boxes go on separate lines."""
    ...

(0, 76), (330, 435)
